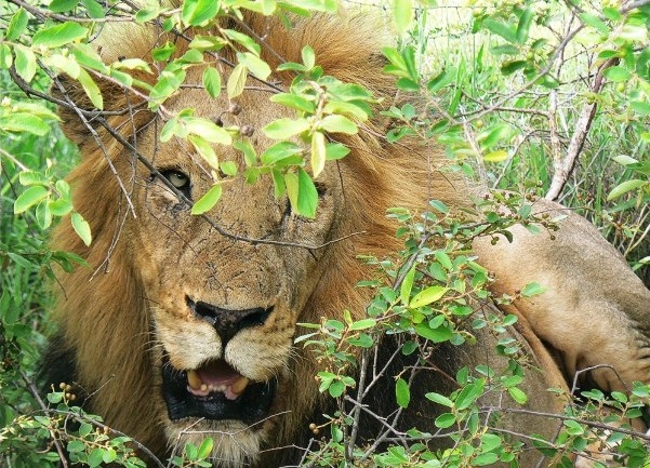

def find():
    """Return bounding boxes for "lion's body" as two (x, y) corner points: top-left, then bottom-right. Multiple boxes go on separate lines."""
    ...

(44, 9), (650, 468)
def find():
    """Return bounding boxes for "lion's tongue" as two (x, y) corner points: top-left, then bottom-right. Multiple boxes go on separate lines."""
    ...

(187, 360), (250, 400)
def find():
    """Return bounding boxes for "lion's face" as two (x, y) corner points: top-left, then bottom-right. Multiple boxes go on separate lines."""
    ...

(123, 89), (343, 461)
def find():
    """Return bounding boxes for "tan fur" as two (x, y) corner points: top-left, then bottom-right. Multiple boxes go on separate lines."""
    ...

(48, 9), (650, 468)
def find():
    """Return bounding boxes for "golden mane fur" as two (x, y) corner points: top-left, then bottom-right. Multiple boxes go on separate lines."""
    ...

(46, 7), (650, 468)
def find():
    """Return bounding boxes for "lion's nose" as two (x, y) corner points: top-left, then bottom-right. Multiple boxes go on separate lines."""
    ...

(187, 297), (273, 346)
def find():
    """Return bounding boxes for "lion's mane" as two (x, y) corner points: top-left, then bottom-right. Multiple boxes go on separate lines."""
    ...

(42, 8), (618, 468)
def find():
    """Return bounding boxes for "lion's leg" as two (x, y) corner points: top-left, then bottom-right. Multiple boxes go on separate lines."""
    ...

(473, 199), (650, 393)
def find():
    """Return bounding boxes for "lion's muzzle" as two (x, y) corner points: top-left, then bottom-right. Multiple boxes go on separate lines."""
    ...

(187, 296), (273, 345)
(161, 355), (277, 425)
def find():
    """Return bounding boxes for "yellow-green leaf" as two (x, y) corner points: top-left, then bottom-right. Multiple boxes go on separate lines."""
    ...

(310, 131), (326, 178)
(33, 22), (88, 48)
(77, 68), (103, 109)
(14, 45), (37, 83)
(227, 63), (247, 99)
(410, 286), (449, 309)
(14, 186), (49, 214)
(393, 0), (413, 34)
(191, 184), (222, 215)
(71, 212), (92, 246)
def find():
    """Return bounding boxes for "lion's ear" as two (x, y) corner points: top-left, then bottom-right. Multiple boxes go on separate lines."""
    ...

(52, 73), (154, 149)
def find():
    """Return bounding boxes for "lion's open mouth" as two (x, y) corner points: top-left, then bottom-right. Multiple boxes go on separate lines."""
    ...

(161, 356), (277, 425)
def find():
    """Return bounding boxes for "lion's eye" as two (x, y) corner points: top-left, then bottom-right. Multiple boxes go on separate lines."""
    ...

(159, 170), (191, 198)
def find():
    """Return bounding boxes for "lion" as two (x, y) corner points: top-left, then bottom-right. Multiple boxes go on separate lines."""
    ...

(43, 7), (650, 468)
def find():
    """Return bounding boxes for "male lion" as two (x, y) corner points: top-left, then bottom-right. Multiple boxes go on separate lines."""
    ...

(44, 8), (650, 468)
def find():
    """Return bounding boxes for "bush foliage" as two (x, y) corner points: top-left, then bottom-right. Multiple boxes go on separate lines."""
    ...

(1, 0), (649, 466)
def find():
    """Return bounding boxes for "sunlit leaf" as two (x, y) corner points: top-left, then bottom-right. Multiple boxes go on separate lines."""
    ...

(310, 131), (326, 178)
(393, 0), (413, 35)
(227, 63), (247, 98)
(33, 22), (88, 48)
(7, 8), (29, 41)
(191, 184), (222, 215)
(182, 0), (219, 26)
(14, 186), (49, 214)
(71, 212), (92, 246)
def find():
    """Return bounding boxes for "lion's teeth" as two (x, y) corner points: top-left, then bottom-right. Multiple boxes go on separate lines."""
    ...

(231, 377), (250, 395)
(187, 370), (203, 390)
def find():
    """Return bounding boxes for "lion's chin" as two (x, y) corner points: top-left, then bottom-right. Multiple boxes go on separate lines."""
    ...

(165, 419), (264, 468)
(161, 356), (277, 426)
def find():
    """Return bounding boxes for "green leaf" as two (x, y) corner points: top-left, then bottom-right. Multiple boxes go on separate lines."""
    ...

(50, 0), (80, 13)
(301, 45), (315, 69)
(348, 318), (376, 331)
(455, 380), (484, 410)
(319, 115), (357, 134)
(270, 93), (316, 113)
(579, 12), (610, 36)
(67, 440), (86, 453)
(631, 101), (650, 116)
(477, 123), (511, 150)
(325, 143), (349, 160)
(296, 168), (318, 218)
(0, 44), (12, 69)
(81, 0), (105, 18)
(14, 186), (49, 214)
(393, 0), (413, 34)
(71, 212), (92, 246)
(191, 184), (223, 215)
(425, 391), (453, 407)
(202, 67), (222, 98)
(7, 8), (29, 41)
(36, 200), (53, 229)
(607, 179), (647, 200)
(88, 448), (104, 468)
(604, 66), (632, 82)
(222, 29), (261, 55)
(516, 8), (534, 43)
(508, 386), (528, 404)
(182, 0), (219, 26)
(260, 142), (303, 165)
(399, 265), (416, 306)
(236, 52), (271, 80)
(434, 412), (456, 429)
(395, 378), (410, 408)
(77, 68), (103, 109)
(328, 380), (345, 398)
(135, 5), (160, 23)
(220, 161), (238, 177)
(33, 22), (88, 48)
(188, 134), (219, 169)
(226, 63), (247, 99)
(483, 18), (517, 43)
(473, 453), (499, 466)
(415, 322), (453, 343)
(427, 68), (454, 94)
(410, 286), (449, 309)
(152, 42), (176, 61)
(49, 198), (73, 216)
(186, 117), (232, 145)
(262, 117), (310, 139)
(234, 139), (257, 166)
(490, 44), (520, 56)
(521, 282), (546, 297)
(197, 438), (214, 459)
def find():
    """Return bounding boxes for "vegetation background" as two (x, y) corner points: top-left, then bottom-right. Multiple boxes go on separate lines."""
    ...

(1, 0), (649, 466)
